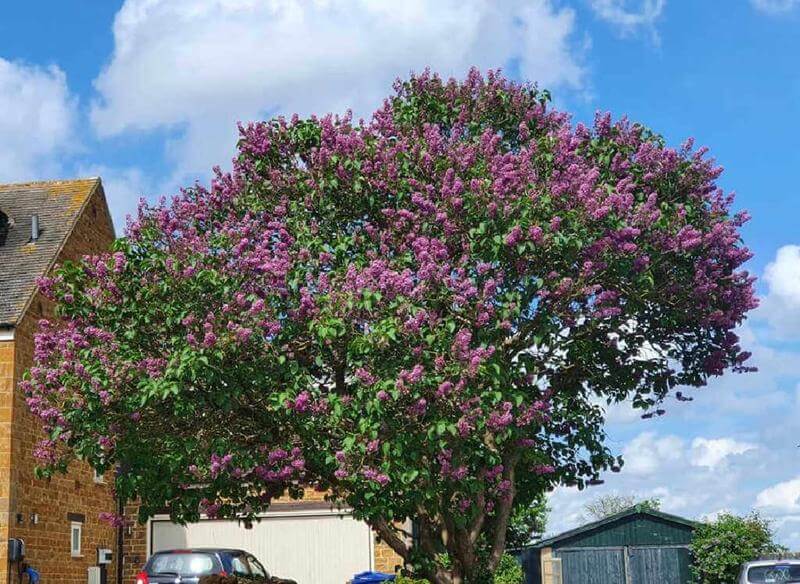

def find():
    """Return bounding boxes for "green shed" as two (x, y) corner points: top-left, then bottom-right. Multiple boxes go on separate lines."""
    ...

(523, 506), (698, 584)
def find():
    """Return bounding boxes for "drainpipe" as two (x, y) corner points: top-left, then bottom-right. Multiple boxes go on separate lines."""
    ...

(116, 497), (124, 584)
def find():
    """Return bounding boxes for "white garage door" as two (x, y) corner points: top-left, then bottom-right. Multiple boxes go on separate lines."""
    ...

(150, 509), (373, 584)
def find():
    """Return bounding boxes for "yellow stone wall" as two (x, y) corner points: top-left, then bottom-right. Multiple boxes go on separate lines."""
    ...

(0, 183), (118, 584)
(0, 339), (16, 570)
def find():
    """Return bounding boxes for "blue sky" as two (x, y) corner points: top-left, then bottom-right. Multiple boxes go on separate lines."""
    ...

(1, 0), (799, 546)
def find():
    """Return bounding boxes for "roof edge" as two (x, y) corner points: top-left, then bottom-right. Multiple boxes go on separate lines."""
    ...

(532, 506), (699, 549)
(12, 178), (104, 327)
(95, 180), (118, 239)
(0, 176), (101, 191)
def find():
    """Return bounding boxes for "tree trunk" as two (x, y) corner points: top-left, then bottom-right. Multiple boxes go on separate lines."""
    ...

(369, 453), (520, 584)
(486, 454), (519, 573)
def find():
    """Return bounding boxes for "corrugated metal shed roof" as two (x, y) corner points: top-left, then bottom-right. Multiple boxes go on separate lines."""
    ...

(0, 178), (102, 327)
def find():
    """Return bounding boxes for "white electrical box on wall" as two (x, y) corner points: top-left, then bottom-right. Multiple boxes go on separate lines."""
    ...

(97, 548), (113, 565)
(87, 566), (101, 584)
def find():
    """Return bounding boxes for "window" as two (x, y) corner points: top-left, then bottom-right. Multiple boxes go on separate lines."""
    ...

(147, 553), (216, 576)
(70, 522), (82, 557)
(0, 211), (9, 247)
(248, 555), (270, 581)
(747, 564), (800, 583)
(230, 555), (250, 577)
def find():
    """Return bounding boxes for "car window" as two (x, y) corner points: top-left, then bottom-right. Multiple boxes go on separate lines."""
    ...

(248, 555), (270, 580)
(230, 554), (251, 577)
(747, 564), (800, 582)
(147, 553), (217, 576)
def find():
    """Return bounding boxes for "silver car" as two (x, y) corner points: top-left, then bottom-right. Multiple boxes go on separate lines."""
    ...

(740, 559), (800, 583)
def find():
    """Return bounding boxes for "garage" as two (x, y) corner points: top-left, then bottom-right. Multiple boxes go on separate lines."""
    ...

(518, 506), (697, 584)
(149, 502), (374, 584)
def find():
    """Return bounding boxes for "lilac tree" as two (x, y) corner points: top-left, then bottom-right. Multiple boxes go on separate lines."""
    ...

(25, 70), (756, 583)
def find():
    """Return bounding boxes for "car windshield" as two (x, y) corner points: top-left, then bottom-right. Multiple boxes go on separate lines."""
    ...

(748, 564), (800, 583)
(148, 553), (216, 576)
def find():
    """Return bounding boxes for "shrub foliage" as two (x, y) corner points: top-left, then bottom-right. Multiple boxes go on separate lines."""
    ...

(691, 512), (783, 584)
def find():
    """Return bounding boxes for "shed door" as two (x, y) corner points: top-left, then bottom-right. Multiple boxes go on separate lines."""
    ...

(556, 548), (626, 584)
(628, 547), (691, 584)
(150, 512), (373, 584)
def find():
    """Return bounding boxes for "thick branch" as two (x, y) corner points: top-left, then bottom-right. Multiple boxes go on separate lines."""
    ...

(487, 452), (521, 571)
(371, 518), (411, 562)
(416, 512), (459, 584)
(416, 507), (442, 558)
(468, 475), (488, 544)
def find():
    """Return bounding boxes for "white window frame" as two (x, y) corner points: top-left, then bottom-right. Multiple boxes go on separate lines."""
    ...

(70, 521), (83, 557)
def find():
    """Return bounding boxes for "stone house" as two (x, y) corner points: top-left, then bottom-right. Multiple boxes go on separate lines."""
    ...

(0, 178), (118, 584)
(1, 178), (401, 584)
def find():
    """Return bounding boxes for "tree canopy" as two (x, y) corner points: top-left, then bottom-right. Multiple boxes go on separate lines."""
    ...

(24, 69), (756, 583)
(583, 494), (661, 521)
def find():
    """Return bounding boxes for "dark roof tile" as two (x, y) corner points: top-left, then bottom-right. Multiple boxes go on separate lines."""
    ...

(0, 178), (101, 326)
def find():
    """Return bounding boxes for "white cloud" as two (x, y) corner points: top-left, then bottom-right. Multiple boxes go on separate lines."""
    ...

(765, 246), (800, 307)
(75, 163), (154, 233)
(621, 431), (683, 476)
(546, 486), (589, 533)
(591, 395), (643, 424)
(751, 0), (800, 13)
(0, 58), (77, 181)
(756, 478), (800, 513)
(589, 0), (665, 37)
(690, 437), (756, 469)
(91, 0), (585, 183)
(604, 400), (642, 424)
(699, 508), (732, 523)
(545, 430), (767, 539)
(670, 323), (800, 424)
(757, 245), (800, 337)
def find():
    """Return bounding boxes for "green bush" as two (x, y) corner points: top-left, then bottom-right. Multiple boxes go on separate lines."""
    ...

(691, 512), (784, 584)
(395, 575), (431, 584)
(395, 554), (523, 584)
(492, 554), (524, 584)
